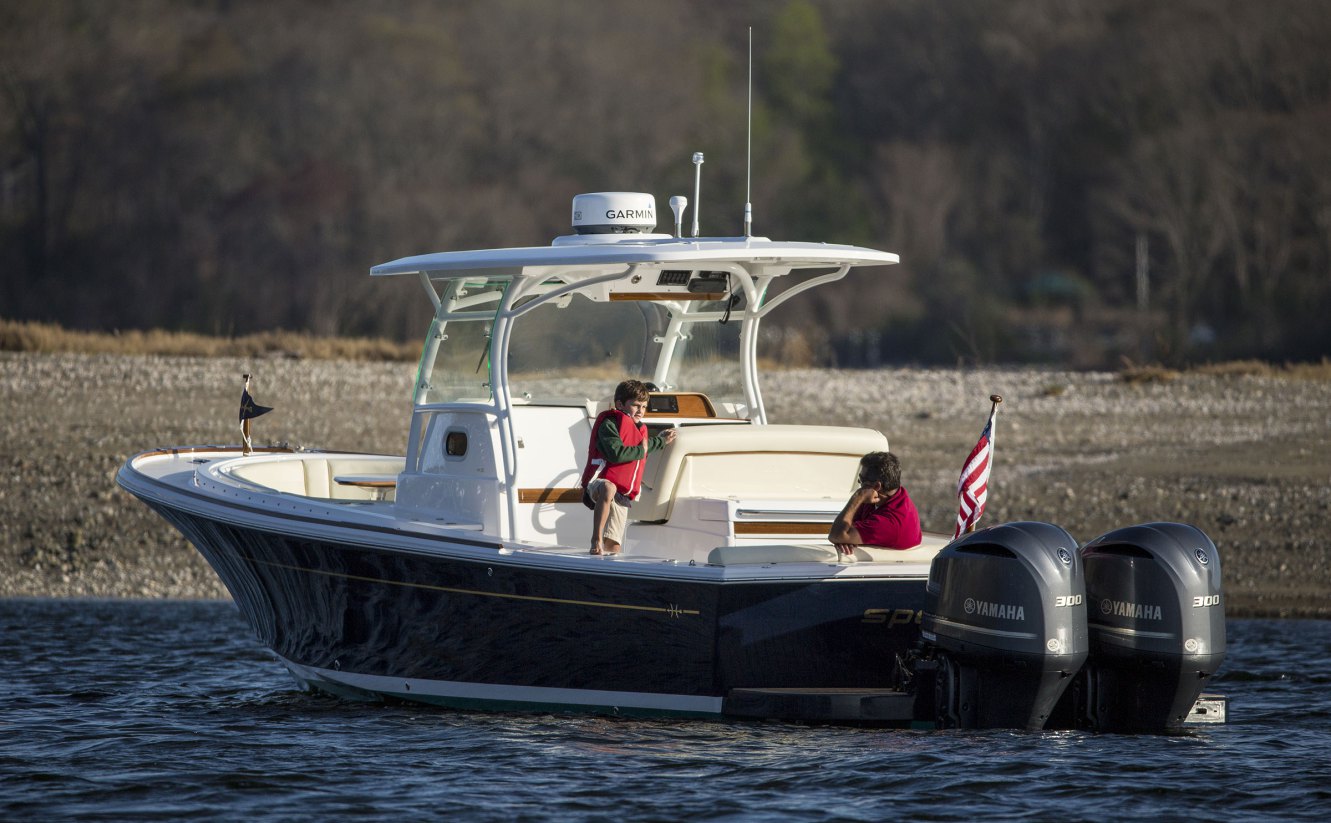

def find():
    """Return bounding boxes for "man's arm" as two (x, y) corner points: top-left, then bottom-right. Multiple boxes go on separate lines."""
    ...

(828, 487), (880, 553)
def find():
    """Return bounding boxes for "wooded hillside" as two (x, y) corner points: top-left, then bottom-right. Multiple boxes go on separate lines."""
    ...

(3, 0), (1329, 366)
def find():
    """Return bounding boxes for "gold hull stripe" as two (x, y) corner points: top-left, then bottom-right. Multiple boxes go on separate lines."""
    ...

(245, 555), (702, 617)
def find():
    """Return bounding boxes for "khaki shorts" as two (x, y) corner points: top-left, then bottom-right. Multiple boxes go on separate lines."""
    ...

(588, 478), (630, 546)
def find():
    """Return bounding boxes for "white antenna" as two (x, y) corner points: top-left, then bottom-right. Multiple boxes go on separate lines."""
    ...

(691, 152), (704, 237)
(744, 26), (753, 238)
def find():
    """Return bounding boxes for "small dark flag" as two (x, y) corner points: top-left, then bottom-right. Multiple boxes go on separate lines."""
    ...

(239, 374), (272, 456)
(239, 388), (273, 422)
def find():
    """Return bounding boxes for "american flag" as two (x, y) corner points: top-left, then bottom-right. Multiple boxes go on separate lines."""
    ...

(953, 404), (997, 539)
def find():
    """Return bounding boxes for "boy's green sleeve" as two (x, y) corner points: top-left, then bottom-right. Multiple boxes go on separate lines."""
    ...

(595, 416), (647, 464)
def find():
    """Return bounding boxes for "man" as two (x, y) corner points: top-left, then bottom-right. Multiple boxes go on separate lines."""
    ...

(828, 451), (922, 555)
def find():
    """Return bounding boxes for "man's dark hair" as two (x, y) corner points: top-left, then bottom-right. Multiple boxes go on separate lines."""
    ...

(615, 379), (651, 405)
(858, 451), (902, 491)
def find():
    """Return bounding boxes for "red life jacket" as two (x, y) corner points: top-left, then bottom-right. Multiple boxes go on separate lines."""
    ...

(580, 409), (648, 501)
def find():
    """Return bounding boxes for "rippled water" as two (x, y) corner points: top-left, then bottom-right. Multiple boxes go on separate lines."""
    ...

(2, 600), (1327, 821)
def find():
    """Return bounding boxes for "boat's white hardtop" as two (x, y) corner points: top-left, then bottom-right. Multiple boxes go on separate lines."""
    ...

(371, 236), (899, 278)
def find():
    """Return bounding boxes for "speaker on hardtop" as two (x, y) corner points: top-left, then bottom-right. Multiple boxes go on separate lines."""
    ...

(921, 521), (1089, 730)
(1055, 522), (1226, 733)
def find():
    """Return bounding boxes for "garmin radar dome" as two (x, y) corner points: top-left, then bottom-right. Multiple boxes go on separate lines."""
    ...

(572, 192), (657, 234)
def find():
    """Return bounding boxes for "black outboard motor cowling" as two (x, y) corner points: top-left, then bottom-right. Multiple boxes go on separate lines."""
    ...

(922, 522), (1088, 730)
(1067, 522), (1226, 733)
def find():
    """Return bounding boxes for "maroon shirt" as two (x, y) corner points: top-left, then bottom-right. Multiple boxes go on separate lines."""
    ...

(852, 487), (923, 549)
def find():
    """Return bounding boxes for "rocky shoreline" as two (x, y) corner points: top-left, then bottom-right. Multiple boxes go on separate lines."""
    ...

(2, 351), (1328, 617)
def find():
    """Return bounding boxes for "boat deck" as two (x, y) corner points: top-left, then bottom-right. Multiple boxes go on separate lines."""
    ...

(120, 445), (942, 582)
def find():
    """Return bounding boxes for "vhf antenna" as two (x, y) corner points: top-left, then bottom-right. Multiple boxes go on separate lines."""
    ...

(691, 152), (704, 237)
(687, 29), (753, 240)
(744, 26), (753, 238)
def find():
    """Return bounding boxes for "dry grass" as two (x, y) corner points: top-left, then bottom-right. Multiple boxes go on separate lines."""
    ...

(1116, 363), (1182, 384)
(0, 319), (417, 362)
(1190, 359), (1275, 377)
(1118, 357), (1331, 383)
(1277, 358), (1331, 380)
(5, 318), (1330, 379)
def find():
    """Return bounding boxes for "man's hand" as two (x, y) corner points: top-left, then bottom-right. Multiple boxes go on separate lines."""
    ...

(828, 482), (882, 550)
(851, 484), (883, 506)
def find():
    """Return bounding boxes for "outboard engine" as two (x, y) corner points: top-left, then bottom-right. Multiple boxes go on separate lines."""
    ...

(922, 522), (1088, 730)
(1060, 522), (1225, 733)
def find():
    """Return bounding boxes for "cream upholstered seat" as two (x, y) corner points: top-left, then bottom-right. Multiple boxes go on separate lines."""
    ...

(227, 455), (405, 500)
(705, 539), (945, 566)
(706, 544), (840, 565)
(633, 424), (888, 522)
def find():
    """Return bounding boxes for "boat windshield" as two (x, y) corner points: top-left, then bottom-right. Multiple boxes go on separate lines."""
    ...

(507, 291), (748, 415)
(414, 278), (508, 405)
(415, 276), (751, 414)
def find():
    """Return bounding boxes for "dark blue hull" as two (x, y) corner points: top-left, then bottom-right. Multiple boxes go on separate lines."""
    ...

(151, 503), (927, 716)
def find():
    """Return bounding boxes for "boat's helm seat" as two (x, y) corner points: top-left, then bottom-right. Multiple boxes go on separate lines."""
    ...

(632, 424), (888, 523)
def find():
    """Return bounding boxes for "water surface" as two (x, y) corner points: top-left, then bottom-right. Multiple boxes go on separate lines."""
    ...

(2, 600), (1326, 820)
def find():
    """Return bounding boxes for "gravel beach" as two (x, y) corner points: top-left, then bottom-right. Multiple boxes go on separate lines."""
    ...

(2, 351), (1328, 617)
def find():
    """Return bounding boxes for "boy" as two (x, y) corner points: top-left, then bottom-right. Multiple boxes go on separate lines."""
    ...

(828, 451), (922, 555)
(581, 379), (676, 555)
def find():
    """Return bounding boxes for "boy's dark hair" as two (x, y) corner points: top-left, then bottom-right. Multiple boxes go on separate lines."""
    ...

(858, 451), (902, 491)
(614, 379), (651, 405)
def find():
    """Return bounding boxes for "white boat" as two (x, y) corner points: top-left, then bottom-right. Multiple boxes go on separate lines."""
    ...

(119, 186), (1227, 731)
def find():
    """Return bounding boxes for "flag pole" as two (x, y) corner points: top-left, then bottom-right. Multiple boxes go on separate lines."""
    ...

(239, 373), (274, 456)
(241, 374), (253, 456)
(953, 393), (1003, 540)
(965, 394), (1002, 534)
(237, 373), (276, 456)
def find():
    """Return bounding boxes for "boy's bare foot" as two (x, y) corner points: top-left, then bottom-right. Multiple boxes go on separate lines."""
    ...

(590, 541), (604, 555)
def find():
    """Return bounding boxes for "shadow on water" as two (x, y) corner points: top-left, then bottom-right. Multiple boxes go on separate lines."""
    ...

(1, 599), (1329, 821)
